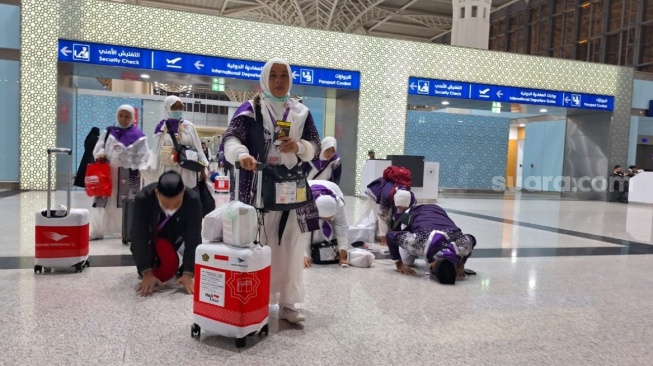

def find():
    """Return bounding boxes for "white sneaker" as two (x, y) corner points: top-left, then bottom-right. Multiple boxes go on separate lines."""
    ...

(279, 305), (305, 323)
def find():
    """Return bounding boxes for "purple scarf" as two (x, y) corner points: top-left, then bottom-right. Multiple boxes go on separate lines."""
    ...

(154, 119), (181, 135)
(108, 126), (145, 147)
(312, 154), (339, 171)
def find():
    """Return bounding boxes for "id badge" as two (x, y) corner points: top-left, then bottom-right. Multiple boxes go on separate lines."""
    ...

(275, 181), (298, 204)
(274, 120), (292, 141)
(295, 179), (307, 203)
(319, 247), (337, 261)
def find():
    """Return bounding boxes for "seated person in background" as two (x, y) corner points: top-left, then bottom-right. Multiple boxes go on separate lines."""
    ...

(609, 165), (628, 203)
(386, 202), (476, 285)
(305, 180), (350, 268)
(130, 171), (202, 296)
(627, 165), (639, 177)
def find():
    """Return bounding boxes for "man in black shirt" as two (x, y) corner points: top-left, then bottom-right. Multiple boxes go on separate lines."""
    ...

(130, 171), (202, 296)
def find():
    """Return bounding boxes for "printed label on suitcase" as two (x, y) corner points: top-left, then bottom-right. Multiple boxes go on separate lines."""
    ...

(35, 224), (90, 258)
(199, 268), (226, 307)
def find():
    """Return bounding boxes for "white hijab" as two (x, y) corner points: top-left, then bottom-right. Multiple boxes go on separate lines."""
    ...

(164, 95), (182, 118)
(258, 58), (310, 168)
(116, 104), (135, 127)
(320, 137), (337, 160)
(260, 57), (293, 101)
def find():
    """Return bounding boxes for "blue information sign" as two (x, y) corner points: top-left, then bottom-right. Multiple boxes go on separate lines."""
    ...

(58, 39), (360, 90)
(408, 77), (615, 112)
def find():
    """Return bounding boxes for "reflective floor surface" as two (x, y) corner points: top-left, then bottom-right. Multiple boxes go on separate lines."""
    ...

(0, 190), (652, 365)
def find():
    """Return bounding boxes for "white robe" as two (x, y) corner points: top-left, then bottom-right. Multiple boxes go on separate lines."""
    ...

(143, 119), (208, 189)
(90, 131), (149, 238)
(306, 180), (349, 256)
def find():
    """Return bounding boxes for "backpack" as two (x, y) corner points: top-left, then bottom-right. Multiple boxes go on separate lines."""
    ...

(383, 166), (412, 189)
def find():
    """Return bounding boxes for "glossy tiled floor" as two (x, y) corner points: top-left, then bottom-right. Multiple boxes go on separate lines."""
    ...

(1, 190), (652, 365)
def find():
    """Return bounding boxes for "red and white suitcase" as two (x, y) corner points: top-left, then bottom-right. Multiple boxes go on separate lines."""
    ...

(192, 161), (269, 348)
(34, 148), (90, 274)
(191, 243), (271, 347)
(214, 175), (230, 194)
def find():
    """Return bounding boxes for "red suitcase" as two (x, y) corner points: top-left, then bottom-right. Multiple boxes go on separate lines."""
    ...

(34, 148), (90, 273)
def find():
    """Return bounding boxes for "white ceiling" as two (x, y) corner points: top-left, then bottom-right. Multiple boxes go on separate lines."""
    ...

(104, 0), (515, 43)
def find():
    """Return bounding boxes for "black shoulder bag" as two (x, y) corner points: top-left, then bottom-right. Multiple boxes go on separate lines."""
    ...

(309, 231), (340, 265)
(252, 96), (313, 212)
(166, 122), (206, 172)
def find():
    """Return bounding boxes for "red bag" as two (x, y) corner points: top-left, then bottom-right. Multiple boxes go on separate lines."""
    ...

(383, 166), (412, 189)
(84, 161), (112, 197)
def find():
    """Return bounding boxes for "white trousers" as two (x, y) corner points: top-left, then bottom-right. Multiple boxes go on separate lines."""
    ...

(261, 210), (310, 306)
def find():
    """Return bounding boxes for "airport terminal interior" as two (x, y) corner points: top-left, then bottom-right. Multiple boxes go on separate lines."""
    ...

(2, 0), (653, 365)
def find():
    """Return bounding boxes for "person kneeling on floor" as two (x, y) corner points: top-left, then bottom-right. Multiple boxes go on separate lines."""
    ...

(130, 171), (203, 296)
(385, 196), (476, 284)
(305, 180), (351, 267)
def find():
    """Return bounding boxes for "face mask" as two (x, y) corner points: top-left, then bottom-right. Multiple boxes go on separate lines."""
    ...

(169, 111), (183, 120)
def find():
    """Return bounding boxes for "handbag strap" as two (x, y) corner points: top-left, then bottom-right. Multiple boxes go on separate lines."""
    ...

(165, 121), (182, 152)
(313, 159), (333, 180)
(253, 95), (270, 164)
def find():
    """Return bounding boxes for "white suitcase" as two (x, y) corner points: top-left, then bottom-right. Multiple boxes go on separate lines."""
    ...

(34, 148), (90, 273)
(191, 243), (271, 347)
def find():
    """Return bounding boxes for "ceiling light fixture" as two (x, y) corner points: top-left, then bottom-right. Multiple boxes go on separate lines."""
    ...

(140, 74), (150, 79)
(540, 108), (547, 113)
(442, 101), (449, 105)
(519, 123), (526, 127)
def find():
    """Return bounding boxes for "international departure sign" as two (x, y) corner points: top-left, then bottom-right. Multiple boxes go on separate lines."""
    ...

(408, 77), (615, 112)
(58, 39), (361, 90)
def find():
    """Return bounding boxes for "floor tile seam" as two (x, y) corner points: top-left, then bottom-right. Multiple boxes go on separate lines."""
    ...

(444, 208), (653, 247)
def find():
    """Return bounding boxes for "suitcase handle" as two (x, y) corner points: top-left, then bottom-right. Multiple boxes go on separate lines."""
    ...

(234, 161), (265, 209)
(46, 147), (73, 218)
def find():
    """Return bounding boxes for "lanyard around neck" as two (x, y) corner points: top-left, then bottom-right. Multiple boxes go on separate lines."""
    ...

(267, 105), (291, 125)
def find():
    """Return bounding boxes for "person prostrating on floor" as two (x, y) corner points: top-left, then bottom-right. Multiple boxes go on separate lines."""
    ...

(385, 193), (476, 284)
(130, 171), (202, 296)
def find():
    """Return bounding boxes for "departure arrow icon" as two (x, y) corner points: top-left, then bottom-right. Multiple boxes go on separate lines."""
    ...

(410, 82), (417, 90)
(292, 71), (299, 80)
(60, 47), (72, 56)
(194, 61), (204, 70)
(564, 96), (570, 103)
(496, 90), (503, 98)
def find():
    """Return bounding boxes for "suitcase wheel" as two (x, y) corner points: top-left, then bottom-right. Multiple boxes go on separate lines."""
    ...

(260, 324), (269, 336)
(34, 265), (43, 274)
(191, 323), (201, 339)
(85, 260), (90, 268)
(235, 337), (246, 348)
(122, 239), (129, 246)
(75, 263), (84, 273)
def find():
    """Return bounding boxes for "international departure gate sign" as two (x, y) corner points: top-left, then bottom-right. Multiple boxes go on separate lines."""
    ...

(58, 39), (361, 90)
(408, 77), (615, 112)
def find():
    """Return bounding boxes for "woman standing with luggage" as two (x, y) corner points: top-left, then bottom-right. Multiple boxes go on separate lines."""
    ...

(74, 127), (100, 188)
(90, 105), (150, 240)
(144, 96), (209, 189)
(223, 58), (321, 323)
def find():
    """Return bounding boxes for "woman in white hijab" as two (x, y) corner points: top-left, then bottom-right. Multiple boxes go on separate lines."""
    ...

(304, 136), (342, 184)
(144, 96), (209, 189)
(222, 58), (322, 323)
(90, 105), (150, 240)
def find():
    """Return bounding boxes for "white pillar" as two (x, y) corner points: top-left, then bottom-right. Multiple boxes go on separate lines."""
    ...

(450, 0), (492, 49)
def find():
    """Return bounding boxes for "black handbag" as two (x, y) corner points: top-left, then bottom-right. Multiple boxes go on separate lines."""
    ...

(197, 180), (216, 217)
(166, 123), (206, 172)
(252, 95), (313, 212)
(310, 232), (339, 264)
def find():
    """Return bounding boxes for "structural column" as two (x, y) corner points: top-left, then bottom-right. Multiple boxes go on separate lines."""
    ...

(450, 0), (492, 49)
